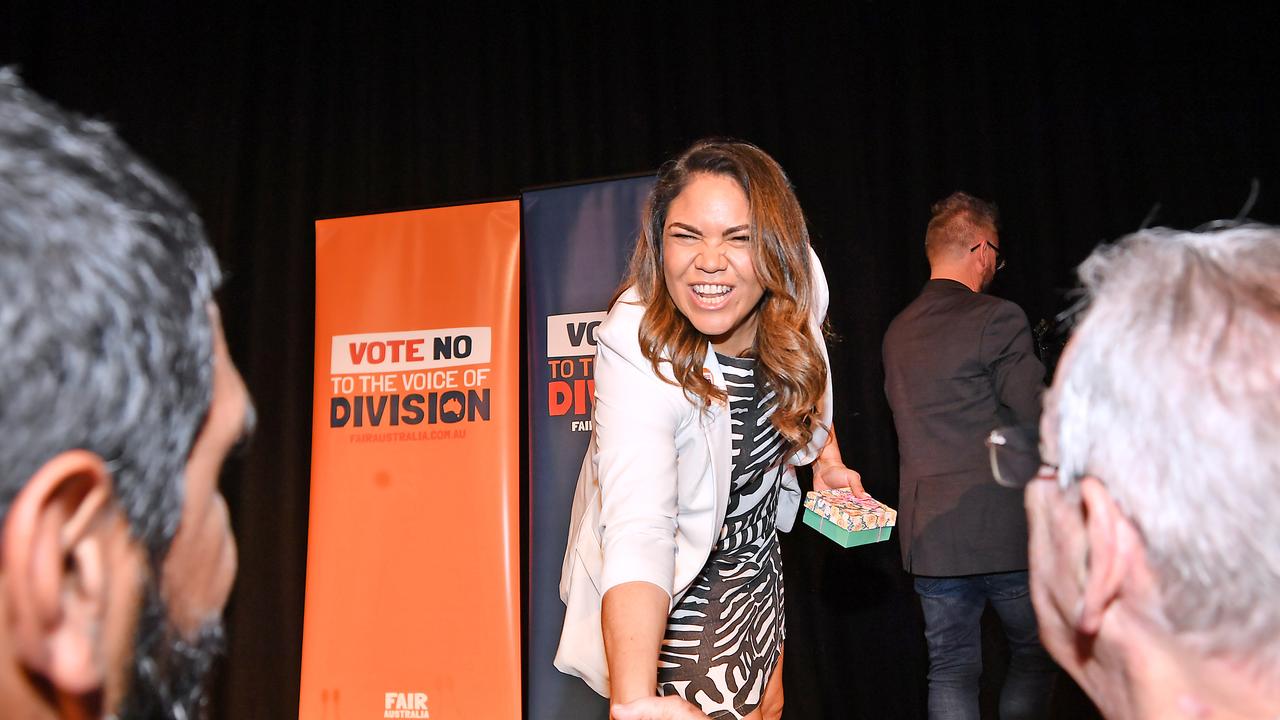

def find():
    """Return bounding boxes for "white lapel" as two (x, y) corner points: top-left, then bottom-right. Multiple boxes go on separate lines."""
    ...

(700, 345), (732, 528)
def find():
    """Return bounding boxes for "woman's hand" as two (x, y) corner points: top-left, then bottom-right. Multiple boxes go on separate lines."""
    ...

(612, 696), (712, 720)
(813, 461), (870, 498)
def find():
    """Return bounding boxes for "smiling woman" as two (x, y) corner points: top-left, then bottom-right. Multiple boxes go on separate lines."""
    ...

(556, 140), (866, 720)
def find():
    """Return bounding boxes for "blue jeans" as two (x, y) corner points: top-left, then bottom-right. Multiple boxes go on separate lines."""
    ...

(914, 571), (1056, 720)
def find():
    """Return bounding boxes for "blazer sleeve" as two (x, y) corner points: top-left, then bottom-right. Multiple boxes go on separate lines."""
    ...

(809, 244), (830, 323)
(980, 300), (1046, 427)
(593, 301), (690, 602)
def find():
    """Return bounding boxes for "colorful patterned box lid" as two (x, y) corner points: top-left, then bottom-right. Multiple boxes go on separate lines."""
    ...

(803, 489), (897, 532)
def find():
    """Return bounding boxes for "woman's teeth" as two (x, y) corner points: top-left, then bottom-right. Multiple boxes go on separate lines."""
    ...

(693, 284), (731, 297)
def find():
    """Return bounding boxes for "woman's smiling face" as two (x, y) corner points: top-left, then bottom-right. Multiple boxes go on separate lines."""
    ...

(662, 172), (764, 355)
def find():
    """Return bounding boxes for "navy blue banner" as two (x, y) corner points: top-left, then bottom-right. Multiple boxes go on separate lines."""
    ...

(524, 176), (653, 719)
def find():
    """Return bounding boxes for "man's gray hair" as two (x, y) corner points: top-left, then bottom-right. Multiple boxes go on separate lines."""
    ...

(0, 68), (221, 562)
(1052, 224), (1280, 672)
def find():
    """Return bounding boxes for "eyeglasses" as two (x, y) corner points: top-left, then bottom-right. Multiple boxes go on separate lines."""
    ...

(969, 240), (1005, 271)
(985, 424), (1057, 488)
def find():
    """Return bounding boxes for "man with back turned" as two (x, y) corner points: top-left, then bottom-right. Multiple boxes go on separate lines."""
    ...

(882, 192), (1055, 719)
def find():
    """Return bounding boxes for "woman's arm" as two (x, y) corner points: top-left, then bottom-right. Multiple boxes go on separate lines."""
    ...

(590, 300), (686, 702)
(811, 424), (869, 497)
(612, 695), (713, 719)
(602, 581), (671, 703)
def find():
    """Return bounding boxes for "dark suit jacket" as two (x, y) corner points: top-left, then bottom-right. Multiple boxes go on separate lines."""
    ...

(882, 279), (1045, 576)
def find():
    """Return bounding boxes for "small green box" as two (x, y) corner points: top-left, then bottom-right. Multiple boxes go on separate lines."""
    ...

(801, 489), (897, 548)
(803, 508), (894, 547)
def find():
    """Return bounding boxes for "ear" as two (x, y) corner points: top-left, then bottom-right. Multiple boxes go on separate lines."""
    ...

(1, 450), (119, 695)
(1075, 476), (1140, 635)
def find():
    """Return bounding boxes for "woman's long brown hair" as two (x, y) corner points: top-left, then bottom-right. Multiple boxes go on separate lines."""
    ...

(616, 139), (827, 451)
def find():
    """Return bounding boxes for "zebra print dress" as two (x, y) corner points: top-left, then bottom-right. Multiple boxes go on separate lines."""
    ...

(657, 353), (787, 719)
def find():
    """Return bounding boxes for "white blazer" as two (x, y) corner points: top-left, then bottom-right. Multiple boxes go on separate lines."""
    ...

(554, 248), (833, 697)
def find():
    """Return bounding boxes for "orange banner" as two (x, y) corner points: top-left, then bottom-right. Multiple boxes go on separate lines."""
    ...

(300, 201), (521, 719)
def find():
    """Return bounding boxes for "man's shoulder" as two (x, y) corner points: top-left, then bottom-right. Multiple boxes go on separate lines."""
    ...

(972, 290), (1019, 310)
(887, 283), (995, 332)
(975, 293), (1032, 330)
(885, 286), (1030, 362)
(946, 288), (1028, 327)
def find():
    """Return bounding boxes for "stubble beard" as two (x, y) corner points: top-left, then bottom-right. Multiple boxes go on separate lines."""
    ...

(109, 576), (227, 720)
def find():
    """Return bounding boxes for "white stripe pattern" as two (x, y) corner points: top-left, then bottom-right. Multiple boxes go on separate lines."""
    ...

(657, 353), (786, 719)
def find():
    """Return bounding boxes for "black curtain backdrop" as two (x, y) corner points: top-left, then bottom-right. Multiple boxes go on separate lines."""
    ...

(5, 3), (1277, 718)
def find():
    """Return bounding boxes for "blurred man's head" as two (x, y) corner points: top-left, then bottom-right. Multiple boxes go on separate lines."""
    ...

(0, 69), (252, 718)
(1029, 225), (1280, 718)
(925, 191), (1002, 292)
